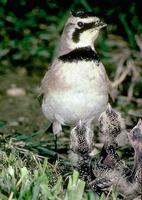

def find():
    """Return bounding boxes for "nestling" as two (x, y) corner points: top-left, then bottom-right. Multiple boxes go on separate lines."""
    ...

(70, 120), (94, 155)
(98, 103), (126, 148)
(96, 103), (127, 171)
(90, 119), (142, 199)
(90, 104), (130, 194)
(127, 119), (142, 190)
(69, 120), (95, 183)
(69, 107), (142, 199)
(41, 11), (111, 136)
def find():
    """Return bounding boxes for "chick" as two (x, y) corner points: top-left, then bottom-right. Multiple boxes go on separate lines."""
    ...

(69, 107), (142, 199)
(69, 120), (95, 183)
(98, 103), (126, 148)
(90, 104), (130, 194)
(127, 119), (142, 194)
(95, 104), (128, 171)
(90, 120), (142, 199)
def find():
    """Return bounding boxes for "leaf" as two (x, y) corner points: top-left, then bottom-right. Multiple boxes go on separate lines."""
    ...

(52, 176), (62, 198)
(64, 170), (85, 200)
(0, 121), (7, 129)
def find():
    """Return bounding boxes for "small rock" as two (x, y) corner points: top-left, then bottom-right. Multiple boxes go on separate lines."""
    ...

(9, 121), (19, 126)
(6, 85), (26, 96)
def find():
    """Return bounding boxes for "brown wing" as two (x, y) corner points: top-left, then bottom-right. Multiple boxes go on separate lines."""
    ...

(41, 59), (59, 94)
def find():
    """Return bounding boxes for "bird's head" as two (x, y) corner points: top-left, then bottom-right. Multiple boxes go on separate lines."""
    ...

(59, 10), (107, 54)
(98, 104), (125, 144)
(128, 119), (142, 153)
(128, 119), (142, 184)
(70, 120), (94, 155)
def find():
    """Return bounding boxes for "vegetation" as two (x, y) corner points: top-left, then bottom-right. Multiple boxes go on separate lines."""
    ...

(0, 0), (142, 73)
(0, 0), (141, 199)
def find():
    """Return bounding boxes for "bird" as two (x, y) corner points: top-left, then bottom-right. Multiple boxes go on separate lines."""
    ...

(126, 119), (142, 194)
(89, 104), (130, 194)
(90, 119), (142, 199)
(69, 120), (95, 183)
(68, 117), (124, 195)
(98, 103), (126, 148)
(41, 10), (111, 137)
(90, 104), (129, 181)
(96, 103), (127, 170)
(69, 105), (142, 199)
(68, 111), (125, 194)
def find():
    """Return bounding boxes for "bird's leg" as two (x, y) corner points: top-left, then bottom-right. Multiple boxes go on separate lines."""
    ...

(53, 121), (63, 153)
(54, 134), (58, 153)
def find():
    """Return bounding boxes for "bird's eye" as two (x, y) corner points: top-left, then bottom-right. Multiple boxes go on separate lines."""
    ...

(77, 21), (84, 28)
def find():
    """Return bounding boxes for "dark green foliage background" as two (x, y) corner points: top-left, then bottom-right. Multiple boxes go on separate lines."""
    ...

(0, 0), (141, 74)
(0, 1), (142, 199)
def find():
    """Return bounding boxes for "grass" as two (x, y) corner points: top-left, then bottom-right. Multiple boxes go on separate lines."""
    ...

(0, 141), (78, 200)
(0, 129), (121, 200)
(0, 149), (92, 200)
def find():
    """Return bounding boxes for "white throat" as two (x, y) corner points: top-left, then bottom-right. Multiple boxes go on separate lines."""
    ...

(57, 29), (98, 56)
(71, 29), (99, 51)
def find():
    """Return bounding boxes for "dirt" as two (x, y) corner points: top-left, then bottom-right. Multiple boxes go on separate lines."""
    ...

(0, 69), (47, 135)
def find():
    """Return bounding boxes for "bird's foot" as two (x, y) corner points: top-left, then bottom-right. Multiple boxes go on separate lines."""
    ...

(53, 121), (63, 135)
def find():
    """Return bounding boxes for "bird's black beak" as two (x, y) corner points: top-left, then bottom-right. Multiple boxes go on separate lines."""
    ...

(97, 20), (107, 29)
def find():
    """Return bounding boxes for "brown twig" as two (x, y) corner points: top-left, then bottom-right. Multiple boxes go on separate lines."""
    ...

(112, 66), (131, 88)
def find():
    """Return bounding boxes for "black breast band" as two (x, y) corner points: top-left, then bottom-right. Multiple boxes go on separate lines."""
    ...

(59, 47), (100, 63)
